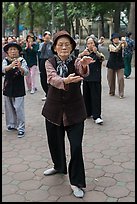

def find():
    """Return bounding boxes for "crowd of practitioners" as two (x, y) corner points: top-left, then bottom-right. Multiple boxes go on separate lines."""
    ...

(2, 31), (135, 131)
(2, 30), (135, 198)
(2, 32), (52, 98)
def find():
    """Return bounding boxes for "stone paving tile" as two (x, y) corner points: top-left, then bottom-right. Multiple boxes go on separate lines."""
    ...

(86, 168), (105, 178)
(57, 194), (86, 202)
(8, 164), (29, 173)
(118, 197), (135, 202)
(48, 185), (72, 197)
(2, 184), (19, 196)
(104, 185), (129, 198)
(93, 158), (113, 166)
(114, 172), (135, 182)
(93, 176), (116, 187)
(103, 164), (124, 174)
(126, 181), (135, 192)
(2, 194), (25, 202)
(2, 175), (13, 185)
(12, 171), (35, 181)
(25, 189), (49, 202)
(2, 66), (135, 202)
(18, 179), (41, 190)
(40, 175), (65, 186)
(83, 191), (107, 202)
(121, 161), (135, 170)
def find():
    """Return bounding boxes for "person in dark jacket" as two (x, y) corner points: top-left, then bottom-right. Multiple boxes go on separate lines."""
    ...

(106, 33), (127, 99)
(2, 42), (28, 137)
(42, 30), (95, 198)
(38, 31), (54, 100)
(79, 36), (105, 124)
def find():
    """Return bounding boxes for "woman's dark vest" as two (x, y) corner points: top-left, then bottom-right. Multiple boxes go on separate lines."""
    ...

(84, 52), (102, 82)
(107, 43), (124, 69)
(3, 58), (26, 97)
(42, 56), (87, 126)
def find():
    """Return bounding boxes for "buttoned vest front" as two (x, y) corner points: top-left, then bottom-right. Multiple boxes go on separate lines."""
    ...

(3, 58), (26, 97)
(42, 56), (87, 126)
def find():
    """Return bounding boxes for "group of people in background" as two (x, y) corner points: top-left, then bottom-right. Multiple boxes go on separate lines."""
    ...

(107, 32), (135, 99)
(2, 29), (135, 198)
(2, 32), (54, 99)
(2, 30), (135, 134)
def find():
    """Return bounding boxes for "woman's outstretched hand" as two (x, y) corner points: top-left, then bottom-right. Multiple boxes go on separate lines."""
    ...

(80, 56), (95, 68)
(63, 73), (83, 84)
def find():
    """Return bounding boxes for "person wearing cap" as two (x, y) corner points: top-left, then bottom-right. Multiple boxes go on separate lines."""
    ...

(2, 42), (28, 137)
(38, 31), (54, 101)
(106, 33), (127, 99)
(123, 32), (135, 79)
(41, 30), (95, 198)
(22, 33), (39, 94)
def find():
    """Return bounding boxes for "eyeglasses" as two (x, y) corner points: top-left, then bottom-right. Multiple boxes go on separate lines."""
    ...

(56, 43), (71, 48)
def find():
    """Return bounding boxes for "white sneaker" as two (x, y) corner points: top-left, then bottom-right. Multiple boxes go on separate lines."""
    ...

(119, 96), (124, 99)
(71, 185), (84, 198)
(43, 167), (58, 176)
(95, 118), (103, 124)
(42, 97), (46, 101)
(30, 89), (35, 94)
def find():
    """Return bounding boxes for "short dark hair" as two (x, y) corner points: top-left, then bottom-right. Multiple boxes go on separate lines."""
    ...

(43, 31), (51, 37)
(126, 32), (132, 38)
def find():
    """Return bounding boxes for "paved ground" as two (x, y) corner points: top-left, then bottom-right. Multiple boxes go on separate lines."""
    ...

(2, 62), (135, 202)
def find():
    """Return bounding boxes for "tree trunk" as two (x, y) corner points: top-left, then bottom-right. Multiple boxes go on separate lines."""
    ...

(113, 9), (120, 33)
(14, 2), (20, 37)
(76, 18), (80, 35)
(100, 13), (104, 37)
(63, 2), (70, 32)
(81, 19), (89, 36)
(2, 14), (6, 37)
(2, 3), (5, 37)
(128, 2), (135, 40)
(70, 19), (75, 38)
(28, 2), (34, 33)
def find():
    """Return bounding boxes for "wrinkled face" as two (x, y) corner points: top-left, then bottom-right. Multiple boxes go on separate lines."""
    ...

(54, 37), (72, 60)
(7, 47), (19, 59)
(86, 38), (96, 51)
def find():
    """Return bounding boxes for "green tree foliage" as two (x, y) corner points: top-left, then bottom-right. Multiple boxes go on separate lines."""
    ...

(2, 2), (131, 37)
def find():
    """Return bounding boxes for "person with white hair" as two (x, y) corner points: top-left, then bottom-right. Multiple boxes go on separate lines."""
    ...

(90, 34), (98, 47)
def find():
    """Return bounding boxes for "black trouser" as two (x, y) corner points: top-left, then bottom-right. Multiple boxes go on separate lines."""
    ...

(83, 81), (102, 120)
(45, 119), (86, 188)
(39, 59), (49, 96)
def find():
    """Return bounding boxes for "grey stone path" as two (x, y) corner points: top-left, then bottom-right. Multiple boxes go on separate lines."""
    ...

(2, 63), (135, 202)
